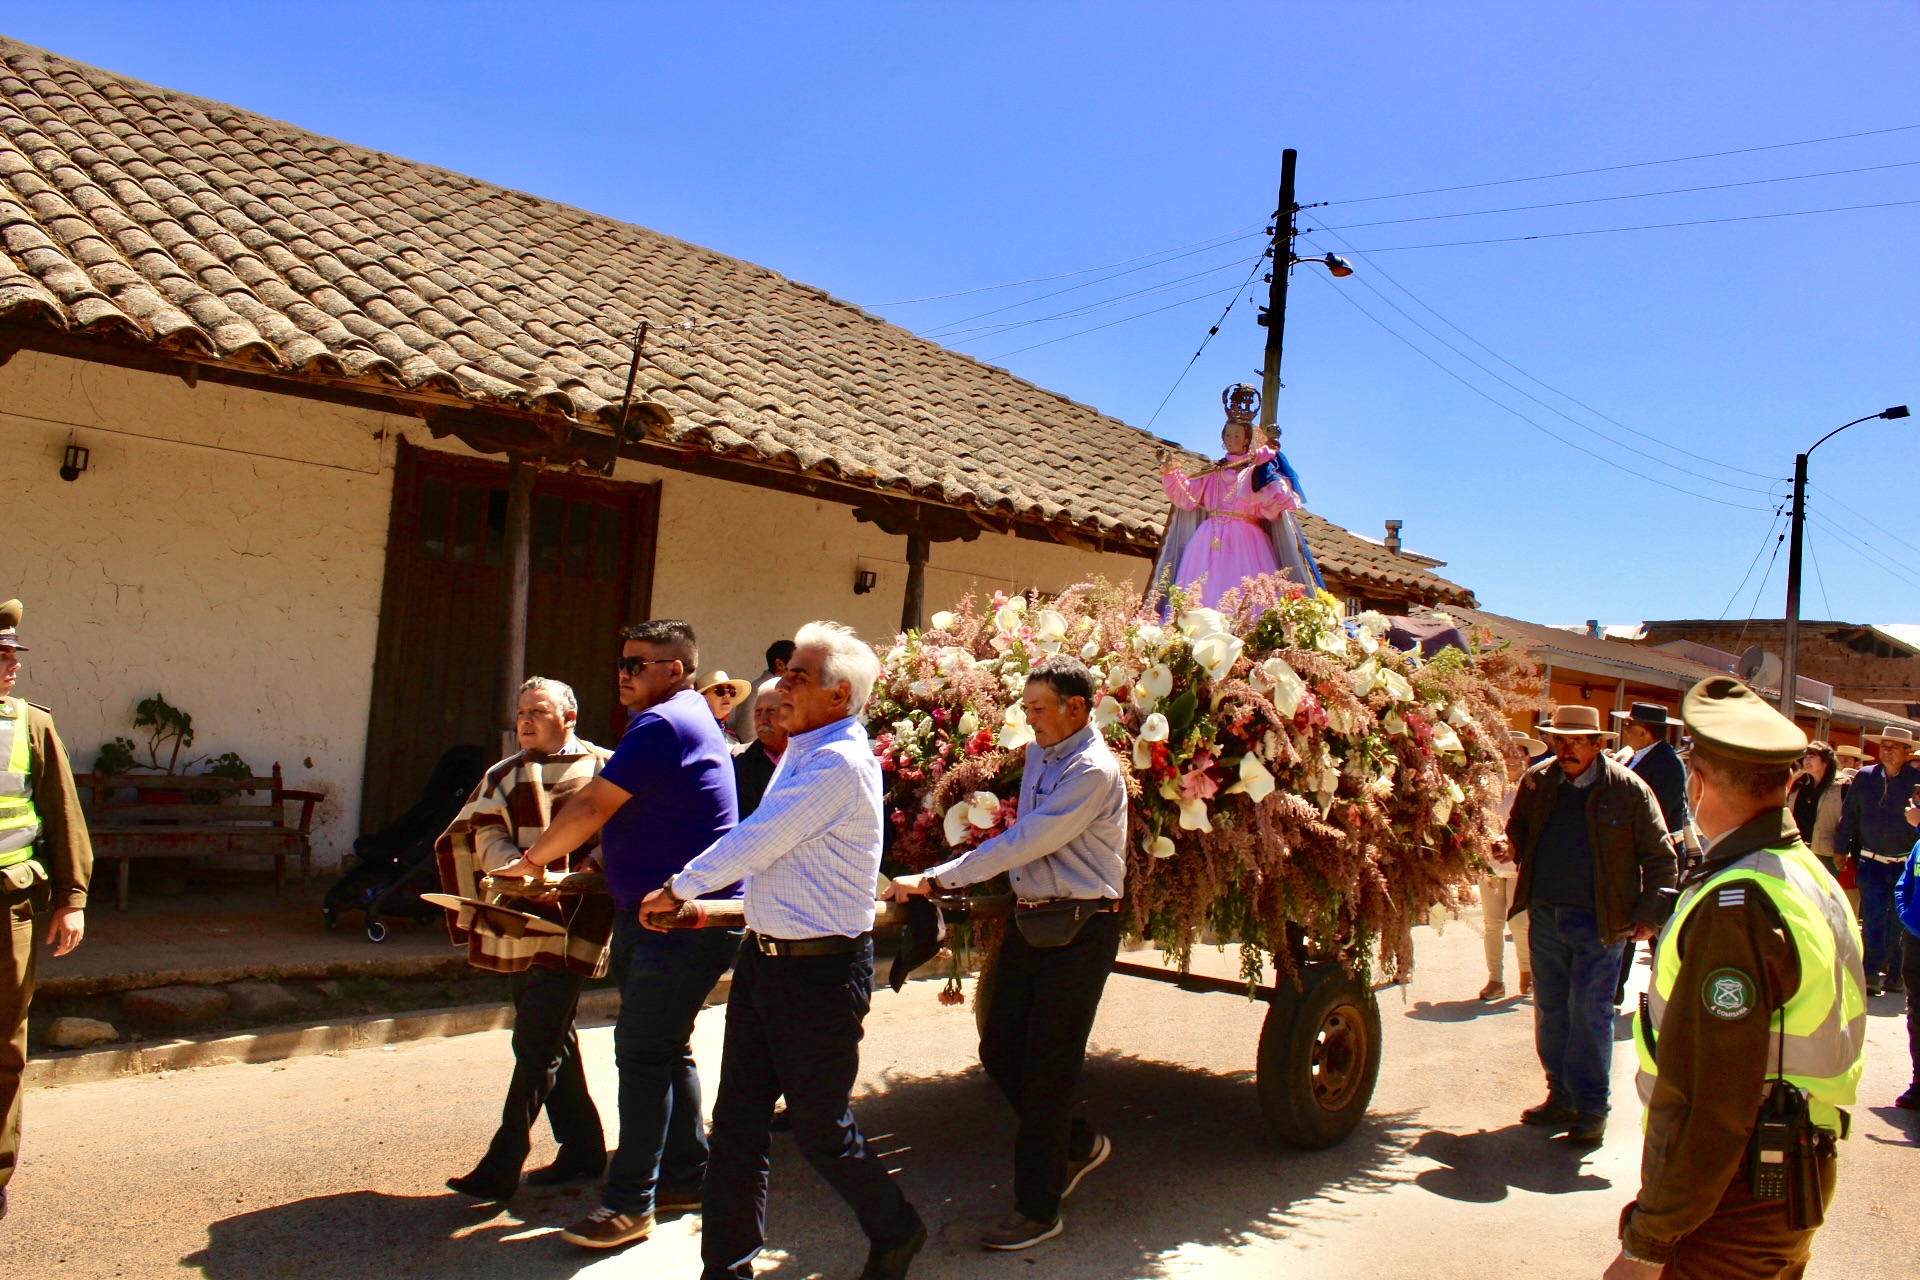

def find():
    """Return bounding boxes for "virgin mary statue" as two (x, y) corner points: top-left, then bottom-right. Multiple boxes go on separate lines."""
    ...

(1149, 384), (1323, 610)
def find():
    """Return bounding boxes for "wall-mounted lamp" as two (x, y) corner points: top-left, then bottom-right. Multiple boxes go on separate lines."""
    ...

(59, 441), (90, 482)
(853, 568), (878, 595)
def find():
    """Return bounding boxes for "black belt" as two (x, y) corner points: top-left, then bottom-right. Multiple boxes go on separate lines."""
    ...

(748, 930), (869, 958)
(1016, 897), (1122, 911)
(1858, 851), (1905, 865)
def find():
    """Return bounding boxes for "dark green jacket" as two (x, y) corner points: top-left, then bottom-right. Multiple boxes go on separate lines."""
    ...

(1507, 754), (1677, 944)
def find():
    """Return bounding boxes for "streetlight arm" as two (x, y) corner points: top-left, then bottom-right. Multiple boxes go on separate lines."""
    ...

(1806, 406), (1910, 457)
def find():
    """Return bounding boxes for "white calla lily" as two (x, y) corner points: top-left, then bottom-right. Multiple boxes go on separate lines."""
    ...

(1134, 663), (1174, 710)
(1081, 640), (1101, 661)
(993, 598), (1027, 633)
(1031, 609), (1068, 641)
(1138, 712), (1171, 742)
(1445, 699), (1473, 728)
(1148, 835), (1177, 859)
(956, 709), (980, 737)
(998, 704), (1036, 749)
(1225, 752), (1276, 803)
(1380, 668), (1415, 703)
(1316, 626), (1350, 656)
(965, 791), (1001, 829)
(1177, 607), (1229, 639)
(943, 802), (972, 847)
(1092, 695), (1125, 730)
(930, 610), (956, 632)
(1258, 657), (1307, 717)
(1190, 631), (1244, 683)
(1177, 797), (1213, 832)
(1429, 721), (1465, 760)
(1347, 659), (1380, 698)
(1382, 709), (1407, 736)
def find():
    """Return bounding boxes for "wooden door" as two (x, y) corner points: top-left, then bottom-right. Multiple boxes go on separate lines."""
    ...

(360, 442), (660, 831)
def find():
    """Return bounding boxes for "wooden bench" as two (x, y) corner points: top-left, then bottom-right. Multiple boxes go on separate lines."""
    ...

(73, 765), (324, 910)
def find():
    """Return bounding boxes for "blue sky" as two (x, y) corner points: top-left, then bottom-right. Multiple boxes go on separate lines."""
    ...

(13, 3), (1918, 625)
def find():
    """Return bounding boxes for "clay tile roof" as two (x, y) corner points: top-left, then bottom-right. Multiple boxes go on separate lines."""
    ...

(0, 35), (1478, 594)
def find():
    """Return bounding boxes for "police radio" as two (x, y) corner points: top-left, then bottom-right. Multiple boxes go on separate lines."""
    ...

(1745, 983), (1825, 1229)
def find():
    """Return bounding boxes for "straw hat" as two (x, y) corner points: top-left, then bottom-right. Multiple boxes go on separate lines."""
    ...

(1511, 728), (1547, 756)
(1835, 744), (1868, 762)
(1538, 705), (1617, 742)
(1865, 725), (1919, 752)
(698, 671), (752, 700)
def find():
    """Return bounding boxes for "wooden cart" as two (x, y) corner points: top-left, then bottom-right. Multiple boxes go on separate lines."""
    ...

(487, 875), (1383, 1150)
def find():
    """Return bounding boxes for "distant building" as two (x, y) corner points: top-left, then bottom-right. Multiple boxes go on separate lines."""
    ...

(1639, 620), (1920, 721)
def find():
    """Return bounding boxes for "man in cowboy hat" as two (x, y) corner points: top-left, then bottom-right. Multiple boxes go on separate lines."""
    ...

(0, 600), (92, 1220)
(1836, 723), (1920, 995)
(699, 671), (754, 747)
(1610, 703), (1693, 1004)
(1506, 705), (1676, 1146)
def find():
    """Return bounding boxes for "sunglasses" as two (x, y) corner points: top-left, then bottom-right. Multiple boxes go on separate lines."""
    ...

(618, 656), (678, 676)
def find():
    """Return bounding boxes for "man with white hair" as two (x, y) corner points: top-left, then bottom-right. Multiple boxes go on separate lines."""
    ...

(640, 621), (926, 1280)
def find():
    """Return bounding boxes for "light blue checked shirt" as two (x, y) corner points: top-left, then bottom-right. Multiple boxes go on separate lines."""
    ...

(925, 724), (1129, 902)
(669, 714), (883, 939)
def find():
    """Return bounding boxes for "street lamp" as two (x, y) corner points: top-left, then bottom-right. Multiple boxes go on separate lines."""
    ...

(1779, 404), (1911, 716)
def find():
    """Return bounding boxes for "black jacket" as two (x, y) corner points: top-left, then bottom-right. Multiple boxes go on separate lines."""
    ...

(732, 740), (782, 819)
(1629, 739), (1691, 836)
(1507, 754), (1678, 945)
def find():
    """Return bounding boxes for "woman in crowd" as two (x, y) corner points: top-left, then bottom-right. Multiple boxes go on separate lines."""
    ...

(1791, 740), (1848, 881)
(1479, 730), (1544, 1001)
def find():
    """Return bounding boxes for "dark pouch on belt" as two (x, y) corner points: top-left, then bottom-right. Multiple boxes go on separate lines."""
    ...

(1015, 899), (1103, 948)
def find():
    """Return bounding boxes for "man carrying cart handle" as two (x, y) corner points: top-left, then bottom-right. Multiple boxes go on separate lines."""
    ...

(1608, 677), (1865, 1278)
(889, 653), (1130, 1253)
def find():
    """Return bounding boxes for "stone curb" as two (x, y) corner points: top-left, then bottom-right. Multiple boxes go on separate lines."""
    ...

(25, 977), (729, 1089)
(36, 952), (472, 999)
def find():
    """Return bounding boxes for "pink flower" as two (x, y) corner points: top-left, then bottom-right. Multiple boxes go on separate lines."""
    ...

(1179, 754), (1219, 802)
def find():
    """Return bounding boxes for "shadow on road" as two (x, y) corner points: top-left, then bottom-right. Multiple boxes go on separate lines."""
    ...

(1404, 998), (1526, 1023)
(180, 1051), (1421, 1279)
(1408, 1124), (1612, 1203)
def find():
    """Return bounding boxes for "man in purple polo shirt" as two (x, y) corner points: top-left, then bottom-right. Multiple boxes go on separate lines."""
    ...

(495, 618), (741, 1250)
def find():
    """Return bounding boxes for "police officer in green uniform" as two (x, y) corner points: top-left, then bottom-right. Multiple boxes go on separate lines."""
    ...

(1607, 677), (1865, 1279)
(0, 600), (92, 1221)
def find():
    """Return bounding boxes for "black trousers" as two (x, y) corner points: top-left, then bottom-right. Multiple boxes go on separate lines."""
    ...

(473, 965), (605, 1177)
(979, 910), (1122, 1225)
(1904, 929), (1920, 1086)
(701, 937), (920, 1280)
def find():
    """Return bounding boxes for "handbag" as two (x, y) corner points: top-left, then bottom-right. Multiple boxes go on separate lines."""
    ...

(1014, 898), (1112, 948)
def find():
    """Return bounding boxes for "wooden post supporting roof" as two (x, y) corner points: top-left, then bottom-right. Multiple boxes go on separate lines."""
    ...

(497, 456), (536, 753)
(851, 498), (985, 636)
(902, 533), (929, 633)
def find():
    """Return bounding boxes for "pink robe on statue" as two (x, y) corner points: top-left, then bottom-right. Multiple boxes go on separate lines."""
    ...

(1160, 446), (1302, 607)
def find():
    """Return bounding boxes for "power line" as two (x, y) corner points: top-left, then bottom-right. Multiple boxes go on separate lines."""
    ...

(1306, 271), (1772, 511)
(979, 282), (1247, 362)
(1327, 196), (1920, 254)
(1318, 158), (1920, 233)
(926, 254), (1259, 342)
(1807, 525), (1835, 619)
(1324, 123), (1920, 208)
(1722, 504), (1788, 619)
(1735, 524), (1790, 644)
(859, 224), (1264, 306)
(1810, 482), (1920, 560)
(1807, 512), (1920, 593)
(1305, 225), (1779, 482)
(1296, 233), (1779, 497)
(1143, 256), (1271, 430)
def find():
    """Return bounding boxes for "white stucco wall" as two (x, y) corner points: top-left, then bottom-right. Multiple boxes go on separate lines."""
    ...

(1, 351), (399, 865)
(2, 350), (1148, 873)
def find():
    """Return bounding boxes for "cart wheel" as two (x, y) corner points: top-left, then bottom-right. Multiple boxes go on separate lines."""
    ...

(1256, 961), (1382, 1149)
(323, 908), (338, 932)
(366, 920), (388, 943)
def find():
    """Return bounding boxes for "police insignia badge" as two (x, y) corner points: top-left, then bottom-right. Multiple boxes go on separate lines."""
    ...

(1703, 968), (1756, 1020)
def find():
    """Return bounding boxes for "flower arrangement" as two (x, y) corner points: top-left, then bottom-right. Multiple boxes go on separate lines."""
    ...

(867, 575), (1538, 986)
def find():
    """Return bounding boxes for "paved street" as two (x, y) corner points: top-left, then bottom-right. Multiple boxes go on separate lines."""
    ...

(5, 911), (1915, 1279)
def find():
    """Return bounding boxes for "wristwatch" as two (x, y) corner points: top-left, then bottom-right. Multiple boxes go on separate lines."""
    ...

(659, 880), (685, 907)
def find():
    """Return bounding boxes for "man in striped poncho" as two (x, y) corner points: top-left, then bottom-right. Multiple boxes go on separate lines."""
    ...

(437, 676), (616, 1202)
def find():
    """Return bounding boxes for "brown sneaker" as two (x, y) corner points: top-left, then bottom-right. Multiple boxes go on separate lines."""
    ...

(1520, 1100), (1577, 1127)
(1478, 979), (1506, 1001)
(1561, 1112), (1607, 1147)
(980, 1212), (1063, 1251)
(1062, 1133), (1111, 1199)
(656, 1189), (702, 1213)
(559, 1207), (654, 1249)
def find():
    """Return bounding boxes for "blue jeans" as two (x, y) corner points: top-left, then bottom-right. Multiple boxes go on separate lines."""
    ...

(601, 917), (741, 1215)
(1857, 856), (1904, 984)
(1529, 905), (1625, 1116)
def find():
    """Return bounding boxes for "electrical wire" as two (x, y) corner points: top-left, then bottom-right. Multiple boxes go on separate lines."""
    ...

(979, 281), (1247, 361)
(1735, 526), (1790, 646)
(1317, 159), (1920, 233)
(1722, 503), (1788, 619)
(859, 224), (1265, 306)
(1305, 225), (1779, 482)
(1294, 233), (1780, 497)
(1143, 256), (1271, 430)
(926, 254), (1260, 342)
(1305, 270), (1773, 511)
(1807, 524), (1835, 620)
(1323, 123), (1920, 207)
(1807, 512), (1920, 593)
(1809, 482), (1920, 560)
(1324, 196), (1920, 254)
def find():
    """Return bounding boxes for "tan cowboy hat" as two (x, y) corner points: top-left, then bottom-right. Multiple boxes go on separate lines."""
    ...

(698, 671), (753, 700)
(1835, 744), (1868, 762)
(1537, 705), (1618, 742)
(1865, 725), (1920, 751)
(1510, 728), (1547, 756)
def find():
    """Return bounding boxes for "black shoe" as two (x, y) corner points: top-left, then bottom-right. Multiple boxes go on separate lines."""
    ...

(769, 1106), (793, 1132)
(1896, 1083), (1920, 1111)
(525, 1154), (607, 1187)
(446, 1167), (520, 1201)
(862, 1221), (928, 1278)
(1561, 1112), (1607, 1147)
(1866, 976), (1885, 997)
(1884, 976), (1906, 996)
(1521, 1100), (1577, 1127)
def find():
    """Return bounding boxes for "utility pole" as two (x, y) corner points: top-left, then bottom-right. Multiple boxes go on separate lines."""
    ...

(1257, 148), (1298, 436)
(1778, 453), (1809, 717)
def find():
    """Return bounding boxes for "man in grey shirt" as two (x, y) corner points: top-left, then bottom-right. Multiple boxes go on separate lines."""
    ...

(890, 655), (1127, 1252)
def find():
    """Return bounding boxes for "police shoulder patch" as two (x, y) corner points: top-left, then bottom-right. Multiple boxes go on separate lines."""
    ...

(1702, 967), (1756, 1020)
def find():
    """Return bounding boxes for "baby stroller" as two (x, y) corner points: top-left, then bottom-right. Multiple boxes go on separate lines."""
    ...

(324, 745), (486, 942)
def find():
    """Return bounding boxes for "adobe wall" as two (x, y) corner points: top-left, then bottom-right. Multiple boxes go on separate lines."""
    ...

(1, 351), (1148, 867)
(1639, 624), (1920, 712)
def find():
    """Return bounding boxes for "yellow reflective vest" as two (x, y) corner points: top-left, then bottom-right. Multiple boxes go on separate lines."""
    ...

(0, 695), (42, 866)
(1635, 841), (1866, 1134)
